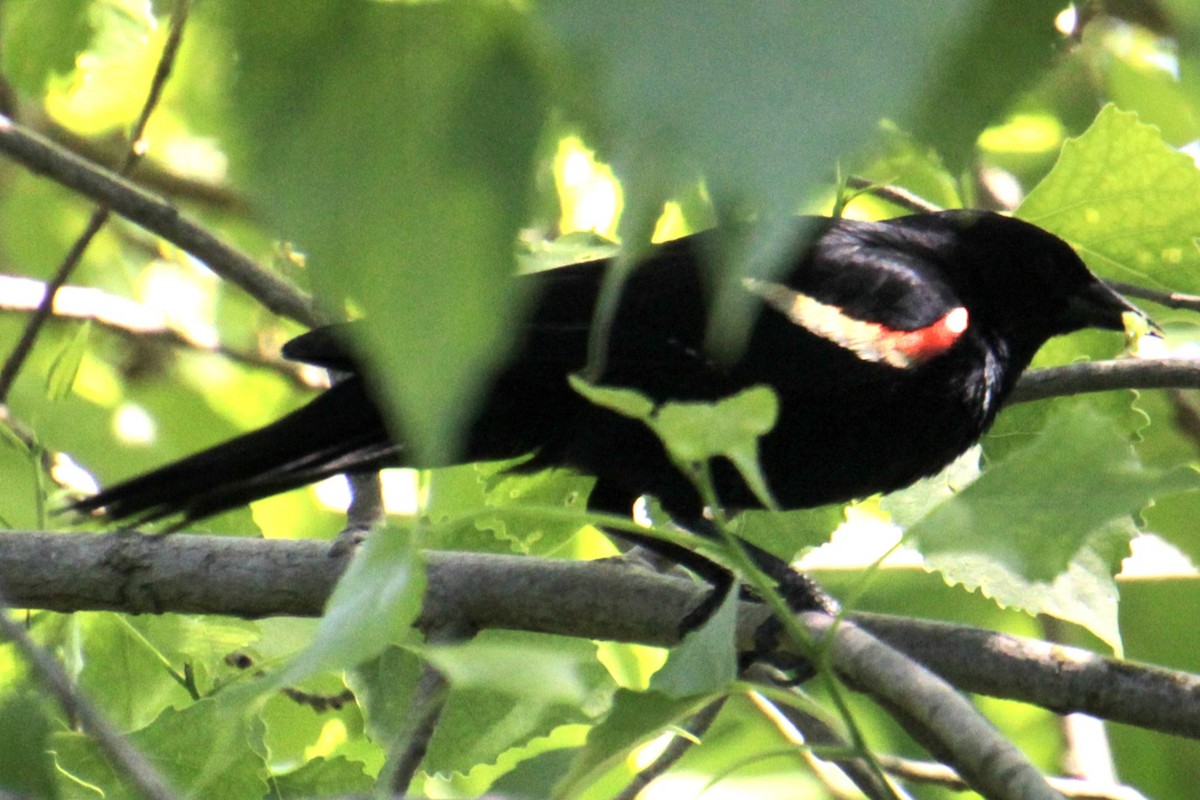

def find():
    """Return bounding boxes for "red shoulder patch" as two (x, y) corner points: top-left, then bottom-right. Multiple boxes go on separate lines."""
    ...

(743, 278), (969, 368)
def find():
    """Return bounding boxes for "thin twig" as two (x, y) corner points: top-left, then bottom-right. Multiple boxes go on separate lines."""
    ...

(0, 586), (179, 800)
(613, 696), (728, 800)
(382, 663), (449, 795)
(876, 755), (1149, 800)
(845, 177), (942, 215)
(1106, 280), (1200, 314)
(1011, 358), (1200, 404)
(743, 674), (910, 800)
(33, 113), (250, 213)
(0, 117), (316, 326)
(0, 1), (192, 404)
(1168, 389), (1200, 453)
(0, 273), (312, 386)
(0, 211), (108, 403)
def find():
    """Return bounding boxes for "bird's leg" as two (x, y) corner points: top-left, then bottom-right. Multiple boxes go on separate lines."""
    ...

(607, 512), (836, 632)
(329, 470), (384, 556)
(676, 517), (838, 627)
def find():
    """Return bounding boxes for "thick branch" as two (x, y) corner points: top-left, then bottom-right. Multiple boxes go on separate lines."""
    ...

(2, 530), (1198, 743)
(804, 612), (1061, 800)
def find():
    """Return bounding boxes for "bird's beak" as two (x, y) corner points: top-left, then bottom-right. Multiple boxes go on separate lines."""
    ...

(1065, 280), (1157, 334)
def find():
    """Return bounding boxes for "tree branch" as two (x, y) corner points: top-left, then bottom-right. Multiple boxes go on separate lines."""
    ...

(1011, 358), (1200, 404)
(2, 530), (1197, 744)
(0, 2), (194, 405)
(0, 114), (317, 327)
(803, 612), (1063, 800)
(0, 273), (312, 386)
(1106, 280), (1200, 314)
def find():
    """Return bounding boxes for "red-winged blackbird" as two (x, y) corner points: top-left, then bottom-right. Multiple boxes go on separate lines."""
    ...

(70, 210), (1141, 529)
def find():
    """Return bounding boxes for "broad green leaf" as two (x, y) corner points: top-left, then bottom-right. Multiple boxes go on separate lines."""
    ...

(843, 123), (963, 215)
(730, 504), (845, 564)
(927, 518), (1135, 652)
(1, 0), (90, 94)
(257, 671), (368, 775)
(650, 588), (738, 699)
(542, 1), (1053, 356)
(227, 1), (547, 464)
(569, 377), (779, 507)
(421, 632), (614, 775)
(553, 688), (712, 800)
(52, 699), (266, 800)
(416, 462), (593, 555)
(653, 388), (778, 467)
(477, 468), (595, 555)
(347, 646), (423, 746)
(1105, 44), (1200, 146)
(1017, 105), (1200, 291)
(422, 633), (606, 708)
(0, 693), (56, 799)
(490, 742), (587, 800)
(906, 404), (1199, 583)
(43, 0), (161, 134)
(270, 756), (373, 799)
(567, 376), (654, 421)
(75, 614), (197, 732)
(277, 525), (425, 687)
(881, 446), (983, 529)
(904, 0), (1065, 169)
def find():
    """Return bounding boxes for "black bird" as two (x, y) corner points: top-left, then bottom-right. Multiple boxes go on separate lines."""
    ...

(70, 210), (1141, 532)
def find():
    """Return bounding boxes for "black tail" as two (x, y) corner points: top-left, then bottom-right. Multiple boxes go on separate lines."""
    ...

(67, 378), (398, 527)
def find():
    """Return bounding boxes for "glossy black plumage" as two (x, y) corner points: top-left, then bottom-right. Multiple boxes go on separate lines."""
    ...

(70, 210), (1139, 527)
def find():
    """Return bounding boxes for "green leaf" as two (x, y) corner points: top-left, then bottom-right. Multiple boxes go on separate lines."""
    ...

(347, 646), (424, 746)
(731, 505), (846, 562)
(650, 588), (738, 699)
(45, 321), (90, 402)
(881, 446), (983, 529)
(1017, 105), (1200, 292)
(903, 403), (1199, 647)
(477, 468), (595, 555)
(540, 0), (1017, 250)
(270, 756), (373, 799)
(421, 632), (615, 776)
(228, 1), (547, 463)
(569, 376), (779, 507)
(2, 0), (91, 93)
(907, 405), (1198, 583)
(845, 123), (963, 214)
(553, 688), (711, 800)
(931, 518), (1135, 652)
(277, 525), (425, 687)
(75, 614), (197, 731)
(422, 633), (606, 708)
(653, 388), (778, 468)
(567, 376), (655, 421)
(539, 0), (1056, 358)
(0, 693), (57, 799)
(52, 699), (266, 800)
(904, 0), (1064, 169)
